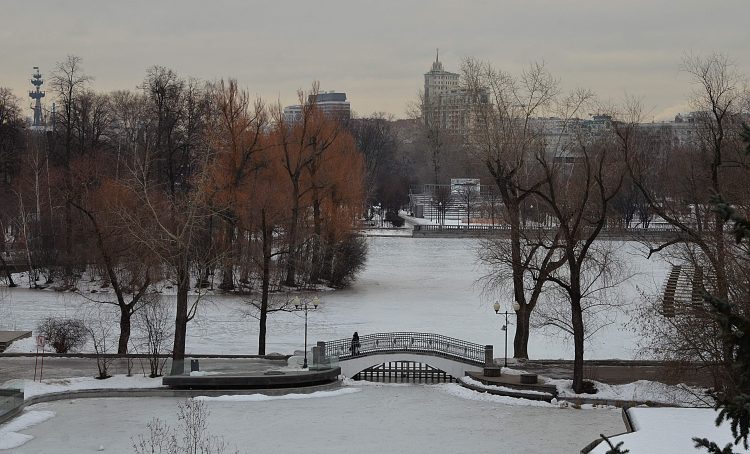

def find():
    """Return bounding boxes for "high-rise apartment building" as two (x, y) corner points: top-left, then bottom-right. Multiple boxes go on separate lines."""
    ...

(422, 50), (478, 134)
(283, 91), (351, 124)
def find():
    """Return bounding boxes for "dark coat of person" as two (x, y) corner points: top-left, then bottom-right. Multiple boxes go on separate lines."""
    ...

(351, 332), (361, 355)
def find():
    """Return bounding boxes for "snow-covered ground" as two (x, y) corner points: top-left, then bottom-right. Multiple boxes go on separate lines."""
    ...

(590, 407), (748, 453)
(3, 383), (625, 453)
(2, 375), (165, 400)
(461, 375), (708, 407)
(0, 237), (668, 360)
(0, 237), (723, 453)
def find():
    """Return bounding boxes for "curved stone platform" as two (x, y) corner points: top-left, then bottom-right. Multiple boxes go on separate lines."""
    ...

(162, 367), (341, 389)
(0, 381), (343, 426)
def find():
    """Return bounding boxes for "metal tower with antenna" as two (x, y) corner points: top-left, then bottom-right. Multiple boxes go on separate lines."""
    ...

(29, 67), (45, 127)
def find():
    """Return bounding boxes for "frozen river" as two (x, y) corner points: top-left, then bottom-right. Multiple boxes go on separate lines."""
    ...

(0, 237), (668, 360)
(10, 383), (624, 453)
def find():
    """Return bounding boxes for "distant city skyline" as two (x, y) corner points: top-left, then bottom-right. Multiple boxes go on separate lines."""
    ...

(1, 0), (748, 121)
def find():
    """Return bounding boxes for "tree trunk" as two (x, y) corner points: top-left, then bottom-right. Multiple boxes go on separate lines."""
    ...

(170, 266), (190, 375)
(284, 182), (300, 287)
(320, 230), (336, 282)
(118, 308), (131, 354)
(258, 210), (272, 355)
(309, 192), (323, 284)
(571, 298), (585, 394)
(514, 304), (531, 359)
(0, 254), (16, 287)
(505, 192), (529, 359)
(219, 220), (235, 291)
(239, 231), (250, 286)
(570, 264), (585, 393)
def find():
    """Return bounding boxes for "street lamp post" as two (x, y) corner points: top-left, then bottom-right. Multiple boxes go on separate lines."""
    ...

(493, 301), (521, 367)
(293, 296), (320, 368)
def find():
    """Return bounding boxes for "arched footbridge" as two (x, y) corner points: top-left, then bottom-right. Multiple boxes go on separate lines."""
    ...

(313, 332), (493, 382)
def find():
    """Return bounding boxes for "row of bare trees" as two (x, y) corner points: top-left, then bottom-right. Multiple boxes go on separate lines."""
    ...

(465, 53), (750, 393)
(0, 57), (367, 371)
(621, 54), (750, 395)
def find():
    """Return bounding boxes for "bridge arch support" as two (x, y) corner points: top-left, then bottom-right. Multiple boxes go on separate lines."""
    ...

(339, 353), (483, 379)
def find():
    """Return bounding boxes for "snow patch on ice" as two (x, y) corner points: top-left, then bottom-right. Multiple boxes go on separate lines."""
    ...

(435, 383), (555, 407)
(189, 371), (221, 377)
(2, 375), (165, 399)
(549, 378), (710, 406)
(194, 388), (360, 402)
(459, 376), (554, 396)
(0, 410), (55, 449)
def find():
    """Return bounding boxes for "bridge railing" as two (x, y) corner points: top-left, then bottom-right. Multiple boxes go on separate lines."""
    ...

(322, 332), (485, 366)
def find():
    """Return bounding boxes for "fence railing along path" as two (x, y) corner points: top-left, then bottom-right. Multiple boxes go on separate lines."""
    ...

(321, 332), (486, 366)
(411, 224), (684, 240)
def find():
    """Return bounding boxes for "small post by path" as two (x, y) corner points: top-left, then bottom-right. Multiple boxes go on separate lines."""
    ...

(34, 335), (46, 382)
(34, 336), (47, 383)
(484, 344), (501, 377)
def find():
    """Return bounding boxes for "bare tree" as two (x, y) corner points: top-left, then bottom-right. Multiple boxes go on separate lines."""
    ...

(620, 54), (750, 388)
(453, 181), (480, 226)
(463, 58), (565, 359)
(0, 88), (24, 287)
(116, 130), (215, 375)
(0, 87), (23, 187)
(430, 185), (452, 225)
(50, 55), (93, 164)
(347, 113), (398, 210)
(49, 55), (93, 265)
(121, 173), (213, 374)
(409, 90), (465, 185)
(530, 241), (630, 346)
(530, 116), (627, 393)
(65, 155), (157, 353)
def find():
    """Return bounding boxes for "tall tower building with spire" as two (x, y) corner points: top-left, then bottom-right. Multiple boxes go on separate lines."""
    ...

(29, 67), (46, 128)
(424, 49), (460, 105)
(422, 50), (477, 133)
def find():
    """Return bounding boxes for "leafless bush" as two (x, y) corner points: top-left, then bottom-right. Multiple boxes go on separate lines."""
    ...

(36, 317), (87, 353)
(83, 306), (118, 379)
(134, 298), (173, 378)
(132, 399), (239, 454)
(630, 290), (729, 391)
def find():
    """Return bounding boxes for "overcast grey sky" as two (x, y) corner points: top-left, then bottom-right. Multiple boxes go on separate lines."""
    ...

(1, 0), (748, 120)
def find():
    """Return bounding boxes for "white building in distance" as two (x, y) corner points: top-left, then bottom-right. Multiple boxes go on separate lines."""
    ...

(422, 50), (478, 133)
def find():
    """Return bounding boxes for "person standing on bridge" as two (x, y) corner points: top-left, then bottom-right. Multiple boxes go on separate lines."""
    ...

(351, 332), (361, 356)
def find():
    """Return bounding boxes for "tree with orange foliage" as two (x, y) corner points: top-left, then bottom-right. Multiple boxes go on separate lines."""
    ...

(205, 79), (268, 291)
(240, 148), (293, 354)
(271, 82), (365, 287)
(65, 155), (158, 354)
(306, 131), (367, 286)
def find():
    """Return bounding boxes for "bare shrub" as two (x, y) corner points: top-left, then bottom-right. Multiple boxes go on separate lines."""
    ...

(132, 399), (239, 454)
(134, 298), (173, 378)
(36, 317), (87, 353)
(83, 306), (117, 379)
